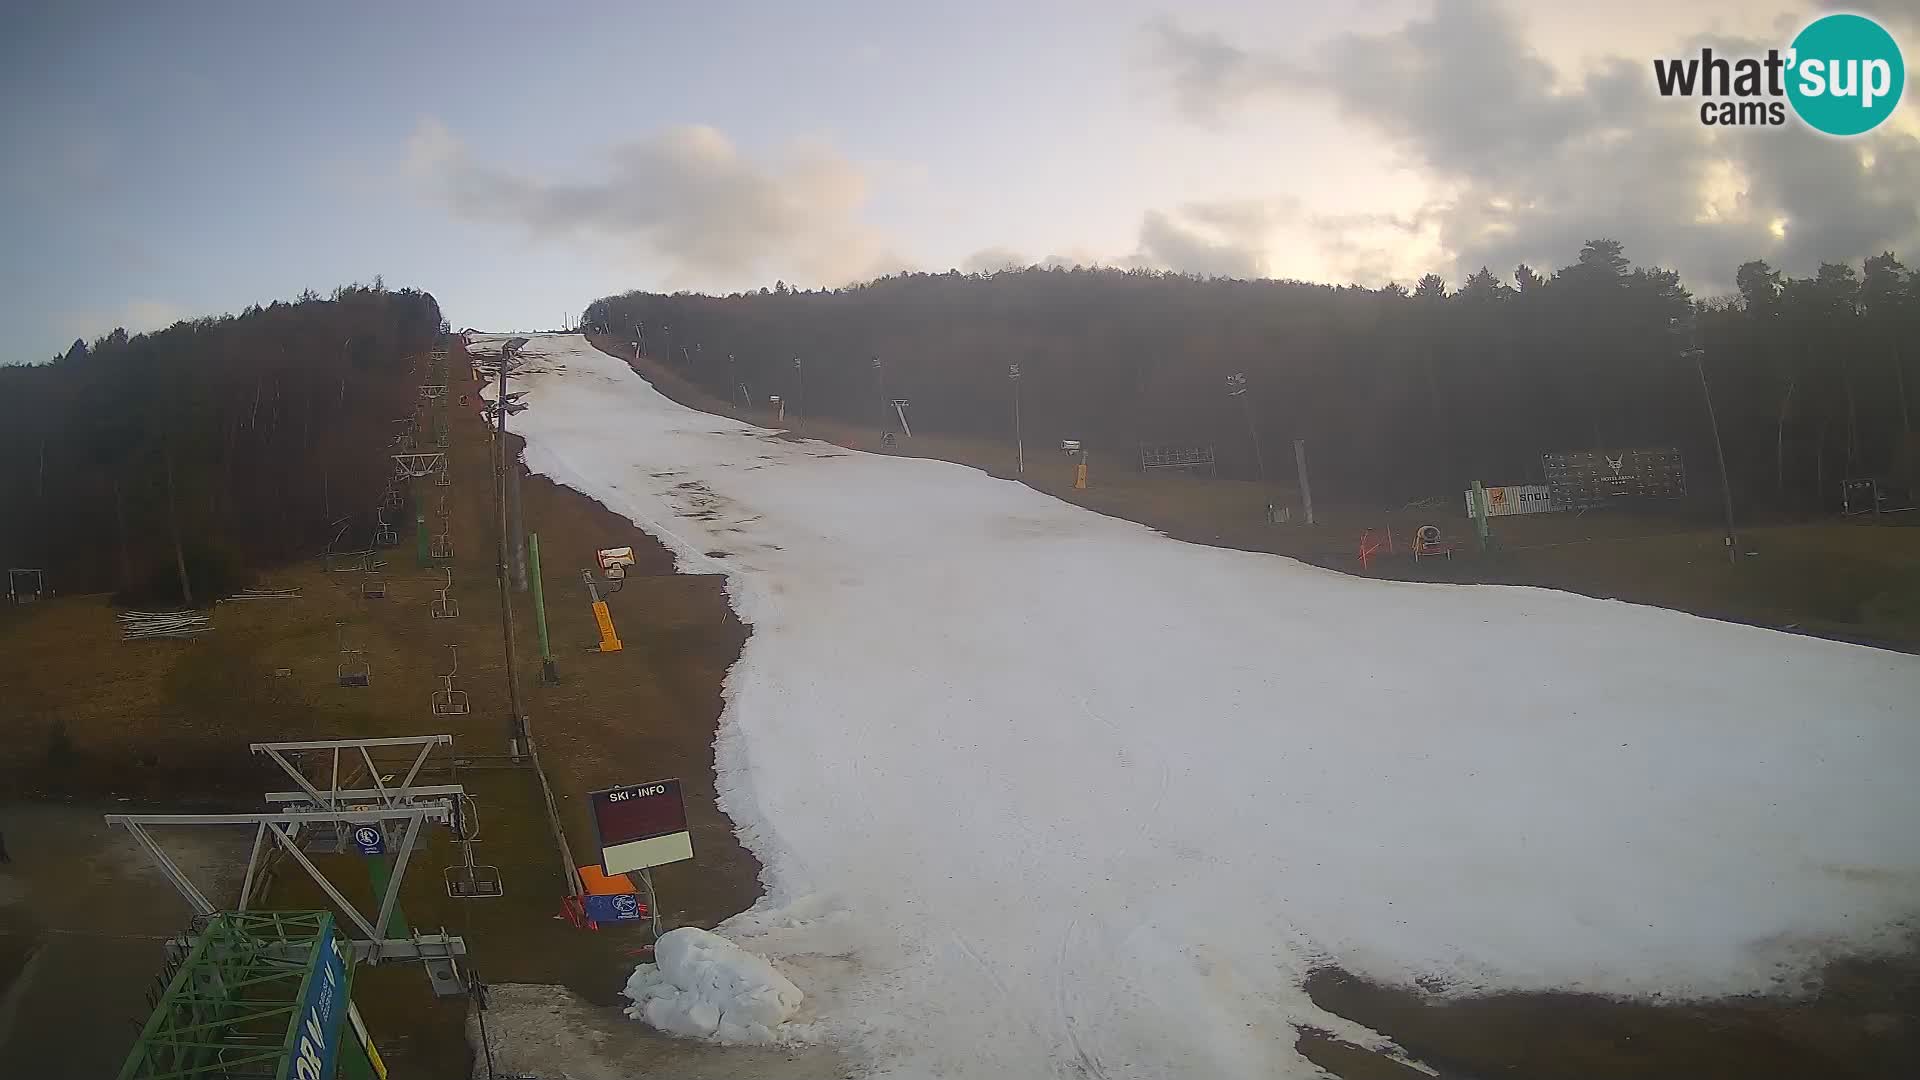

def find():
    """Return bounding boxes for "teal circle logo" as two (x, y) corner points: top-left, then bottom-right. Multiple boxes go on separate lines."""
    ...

(1787, 14), (1904, 136)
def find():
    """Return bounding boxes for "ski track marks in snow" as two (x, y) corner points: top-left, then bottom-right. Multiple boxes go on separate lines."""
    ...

(468, 333), (1920, 1080)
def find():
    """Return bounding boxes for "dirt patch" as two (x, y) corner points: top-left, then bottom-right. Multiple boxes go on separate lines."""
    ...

(470, 982), (850, 1080)
(0, 342), (764, 1078)
(1303, 954), (1920, 1080)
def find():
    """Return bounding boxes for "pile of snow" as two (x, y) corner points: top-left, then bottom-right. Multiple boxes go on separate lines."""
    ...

(473, 333), (1920, 1078)
(622, 927), (803, 1044)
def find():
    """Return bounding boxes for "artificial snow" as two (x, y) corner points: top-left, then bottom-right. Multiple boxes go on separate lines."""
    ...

(472, 333), (1920, 1079)
(622, 927), (804, 1043)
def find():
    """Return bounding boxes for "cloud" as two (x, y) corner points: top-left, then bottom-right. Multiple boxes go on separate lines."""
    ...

(963, 246), (1032, 273)
(1144, 17), (1308, 123)
(55, 298), (188, 347)
(1148, 1), (1920, 292)
(961, 198), (1294, 281)
(1132, 198), (1299, 278)
(405, 118), (904, 289)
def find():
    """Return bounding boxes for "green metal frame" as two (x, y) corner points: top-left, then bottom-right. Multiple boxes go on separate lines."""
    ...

(117, 911), (354, 1080)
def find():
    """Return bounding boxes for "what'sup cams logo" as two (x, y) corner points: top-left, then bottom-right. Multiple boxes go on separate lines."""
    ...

(1653, 13), (1904, 134)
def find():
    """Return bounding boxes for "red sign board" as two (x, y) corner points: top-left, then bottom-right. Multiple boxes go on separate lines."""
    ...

(588, 779), (693, 875)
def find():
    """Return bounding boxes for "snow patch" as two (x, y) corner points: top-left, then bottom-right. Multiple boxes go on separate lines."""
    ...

(622, 927), (805, 1044)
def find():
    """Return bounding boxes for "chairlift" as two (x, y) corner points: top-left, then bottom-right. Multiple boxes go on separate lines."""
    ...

(374, 507), (399, 547)
(434, 464), (451, 488)
(362, 559), (387, 599)
(327, 550), (370, 574)
(7, 568), (47, 604)
(431, 569), (459, 619)
(335, 622), (370, 687)
(444, 794), (502, 898)
(444, 861), (504, 899)
(431, 645), (470, 716)
(430, 532), (454, 561)
(322, 517), (351, 553)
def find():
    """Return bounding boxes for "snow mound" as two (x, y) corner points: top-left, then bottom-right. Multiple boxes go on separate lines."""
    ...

(621, 927), (804, 1043)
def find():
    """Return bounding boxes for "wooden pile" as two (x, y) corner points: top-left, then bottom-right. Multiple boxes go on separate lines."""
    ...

(120, 610), (212, 640)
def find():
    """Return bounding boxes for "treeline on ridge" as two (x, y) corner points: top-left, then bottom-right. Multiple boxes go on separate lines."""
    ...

(583, 241), (1917, 511)
(0, 283), (445, 604)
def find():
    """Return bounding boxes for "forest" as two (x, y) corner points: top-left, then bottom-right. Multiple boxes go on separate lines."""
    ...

(0, 283), (444, 604)
(583, 241), (1918, 512)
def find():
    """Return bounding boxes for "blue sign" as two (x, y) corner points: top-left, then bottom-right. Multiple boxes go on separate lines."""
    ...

(350, 825), (384, 856)
(282, 921), (348, 1080)
(583, 892), (645, 924)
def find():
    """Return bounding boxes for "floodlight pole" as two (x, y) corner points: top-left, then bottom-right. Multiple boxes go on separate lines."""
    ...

(1293, 438), (1316, 526)
(1010, 363), (1025, 476)
(1227, 372), (1265, 484)
(793, 357), (804, 430)
(1686, 344), (1739, 565)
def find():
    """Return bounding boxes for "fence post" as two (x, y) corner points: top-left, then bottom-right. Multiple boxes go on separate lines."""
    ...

(529, 532), (557, 685)
(1471, 480), (1490, 552)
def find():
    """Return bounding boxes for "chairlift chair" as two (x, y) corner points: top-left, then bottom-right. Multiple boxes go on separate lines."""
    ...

(430, 645), (470, 716)
(444, 794), (502, 897)
(374, 507), (399, 547)
(444, 860), (504, 899)
(7, 568), (46, 604)
(434, 464), (451, 488)
(430, 532), (454, 561)
(335, 622), (371, 687)
(362, 559), (388, 599)
(431, 569), (459, 619)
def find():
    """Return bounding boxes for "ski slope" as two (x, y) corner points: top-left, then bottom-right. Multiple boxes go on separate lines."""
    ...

(471, 333), (1920, 1078)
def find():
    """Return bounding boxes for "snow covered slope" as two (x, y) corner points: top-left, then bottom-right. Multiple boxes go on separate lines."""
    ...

(472, 333), (1920, 1078)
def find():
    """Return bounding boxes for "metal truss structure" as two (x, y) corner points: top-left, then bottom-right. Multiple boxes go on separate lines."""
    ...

(116, 910), (357, 1080)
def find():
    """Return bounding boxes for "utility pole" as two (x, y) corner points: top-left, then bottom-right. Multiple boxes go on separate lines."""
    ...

(1673, 315), (1737, 566)
(1009, 363), (1024, 476)
(494, 348), (531, 759)
(1293, 439), (1316, 526)
(1686, 343), (1739, 565)
(792, 357), (804, 430)
(873, 356), (887, 430)
(1226, 372), (1265, 483)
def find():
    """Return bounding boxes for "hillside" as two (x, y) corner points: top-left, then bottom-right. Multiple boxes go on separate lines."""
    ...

(0, 284), (444, 604)
(583, 247), (1919, 512)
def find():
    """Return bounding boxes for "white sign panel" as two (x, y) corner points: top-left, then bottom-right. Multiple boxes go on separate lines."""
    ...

(1464, 484), (1560, 517)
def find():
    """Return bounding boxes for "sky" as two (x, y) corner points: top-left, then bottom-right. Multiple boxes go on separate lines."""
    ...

(2, 0), (1915, 362)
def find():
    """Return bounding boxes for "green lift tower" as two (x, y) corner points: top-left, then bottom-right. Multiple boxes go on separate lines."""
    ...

(118, 911), (384, 1080)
